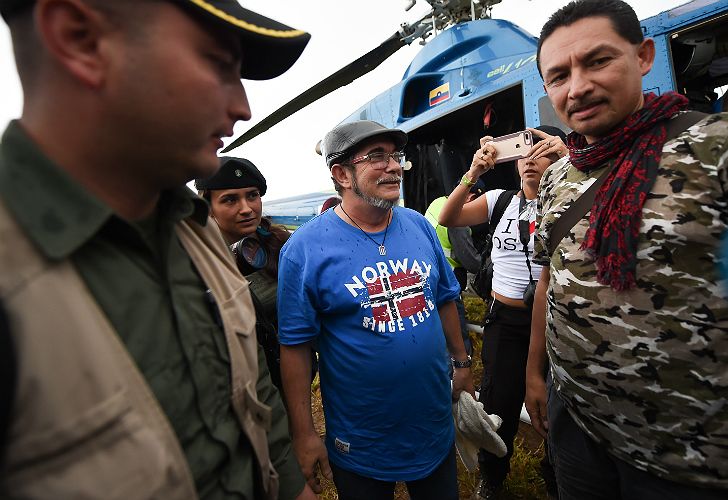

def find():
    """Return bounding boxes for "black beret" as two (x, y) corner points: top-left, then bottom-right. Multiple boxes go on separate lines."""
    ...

(195, 157), (267, 195)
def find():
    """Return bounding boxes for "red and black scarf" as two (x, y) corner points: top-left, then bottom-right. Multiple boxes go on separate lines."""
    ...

(567, 91), (688, 291)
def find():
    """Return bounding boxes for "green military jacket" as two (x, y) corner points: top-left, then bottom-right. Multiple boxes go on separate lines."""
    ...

(0, 121), (304, 499)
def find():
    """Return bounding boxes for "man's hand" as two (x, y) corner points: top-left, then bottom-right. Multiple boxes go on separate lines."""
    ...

(295, 483), (318, 500)
(452, 366), (475, 403)
(525, 373), (548, 439)
(292, 431), (332, 494)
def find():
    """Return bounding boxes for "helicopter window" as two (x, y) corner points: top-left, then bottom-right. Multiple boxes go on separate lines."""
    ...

(669, 13), (728, 113)
(402, 76), (451, 118)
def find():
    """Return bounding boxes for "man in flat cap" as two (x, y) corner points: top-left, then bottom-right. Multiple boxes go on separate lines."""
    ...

(0, 1), (314, 499)
(277, 120), (474, 499)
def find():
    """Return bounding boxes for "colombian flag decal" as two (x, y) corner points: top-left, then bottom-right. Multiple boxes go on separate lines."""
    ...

(429, 82), (450, 107)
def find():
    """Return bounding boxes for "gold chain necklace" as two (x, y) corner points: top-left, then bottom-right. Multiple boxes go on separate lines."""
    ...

(339, 205), (392, 256)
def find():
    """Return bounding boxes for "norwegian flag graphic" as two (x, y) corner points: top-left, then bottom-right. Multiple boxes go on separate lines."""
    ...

(367, 271), (426, 322)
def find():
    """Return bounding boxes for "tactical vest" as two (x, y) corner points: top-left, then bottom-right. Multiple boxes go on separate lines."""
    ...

(0, 201), (279, 499)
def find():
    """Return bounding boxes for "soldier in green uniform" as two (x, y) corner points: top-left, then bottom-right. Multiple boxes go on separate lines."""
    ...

(0, 1), (315, 499)
(524, 1), (728, 499)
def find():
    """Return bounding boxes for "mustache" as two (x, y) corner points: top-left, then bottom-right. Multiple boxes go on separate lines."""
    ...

(376, 175), (402, 185)
(567, 98), (606, 115)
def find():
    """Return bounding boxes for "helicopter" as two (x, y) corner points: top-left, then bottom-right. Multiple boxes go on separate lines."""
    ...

(225, 0), (728, 220)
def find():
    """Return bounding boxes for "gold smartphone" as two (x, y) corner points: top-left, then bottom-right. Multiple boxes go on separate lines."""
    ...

(489, 130), (533, 163)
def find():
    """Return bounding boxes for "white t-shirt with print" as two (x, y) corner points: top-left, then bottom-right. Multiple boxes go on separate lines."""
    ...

(485, 189), (542, 299)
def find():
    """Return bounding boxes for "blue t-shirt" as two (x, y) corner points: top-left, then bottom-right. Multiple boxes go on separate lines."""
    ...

(277, 207), (460, 481)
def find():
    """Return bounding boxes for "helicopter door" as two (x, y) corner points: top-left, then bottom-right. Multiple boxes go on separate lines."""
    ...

(669, 12), (728, 112)
(403, 84), (525, 216)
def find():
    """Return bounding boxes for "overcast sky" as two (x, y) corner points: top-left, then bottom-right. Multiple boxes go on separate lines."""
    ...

(0, 0), (689, 201)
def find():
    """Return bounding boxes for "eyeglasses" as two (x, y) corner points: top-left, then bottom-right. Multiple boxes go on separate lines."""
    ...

(231, 236), (268, 269)
(346, 151), (411, 170)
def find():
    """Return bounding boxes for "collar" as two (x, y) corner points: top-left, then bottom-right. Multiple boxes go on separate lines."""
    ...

(0, 120), (208, 260)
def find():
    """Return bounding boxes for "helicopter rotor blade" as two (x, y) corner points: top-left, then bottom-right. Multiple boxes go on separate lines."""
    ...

(222, 31), (405, 152)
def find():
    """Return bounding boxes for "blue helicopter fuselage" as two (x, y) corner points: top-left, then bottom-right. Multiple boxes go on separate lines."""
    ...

(345, 0), (728, 133)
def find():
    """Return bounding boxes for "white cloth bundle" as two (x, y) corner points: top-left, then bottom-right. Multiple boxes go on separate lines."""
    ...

(452, 391), (508, 471)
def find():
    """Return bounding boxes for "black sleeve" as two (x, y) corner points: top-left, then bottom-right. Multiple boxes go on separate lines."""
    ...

(0, 300), (16, 463)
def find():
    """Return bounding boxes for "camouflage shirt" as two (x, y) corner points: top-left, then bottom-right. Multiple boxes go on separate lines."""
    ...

(533, 113), (728, 488)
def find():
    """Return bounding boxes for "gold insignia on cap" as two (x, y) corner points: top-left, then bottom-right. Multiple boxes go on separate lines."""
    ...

(187, 0), (307, 38)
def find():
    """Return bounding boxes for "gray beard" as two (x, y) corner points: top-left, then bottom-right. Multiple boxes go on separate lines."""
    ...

(351, 173), (399, 211)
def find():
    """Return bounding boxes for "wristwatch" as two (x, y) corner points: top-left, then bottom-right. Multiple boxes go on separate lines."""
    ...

(451, 355), (472, 368)
(460, 174), (476, 187)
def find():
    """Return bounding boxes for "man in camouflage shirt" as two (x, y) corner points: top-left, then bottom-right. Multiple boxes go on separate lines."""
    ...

(525, 1), (728, 498)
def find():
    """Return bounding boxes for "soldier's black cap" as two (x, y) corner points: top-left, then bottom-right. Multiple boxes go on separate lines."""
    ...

(195, 157), (267, 195)
(0, 0), (310, 81)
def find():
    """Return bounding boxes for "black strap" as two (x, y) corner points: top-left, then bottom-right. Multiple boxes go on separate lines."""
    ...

(490, 189), (518, 233)
(547, 110), (707, 258)
(482, 189), (518, 264)
(546, 164), (612, 258)
(518, 194), (535, 284)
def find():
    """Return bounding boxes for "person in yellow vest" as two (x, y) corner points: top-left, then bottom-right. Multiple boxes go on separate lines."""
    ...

(0, 1), (315, 499)
(426, 180), (486, 357)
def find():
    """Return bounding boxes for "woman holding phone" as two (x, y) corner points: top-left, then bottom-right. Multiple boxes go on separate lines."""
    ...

(438, 126), (567, 499)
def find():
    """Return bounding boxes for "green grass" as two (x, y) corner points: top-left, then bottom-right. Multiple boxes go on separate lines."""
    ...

(463, 293), (487, 324)
(310, 295), (548, 499)
(502, 438), (549, 499)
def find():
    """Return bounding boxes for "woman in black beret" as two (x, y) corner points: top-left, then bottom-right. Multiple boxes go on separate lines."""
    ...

(196, 157), (294, 392)
(196, 156), (290, 270)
